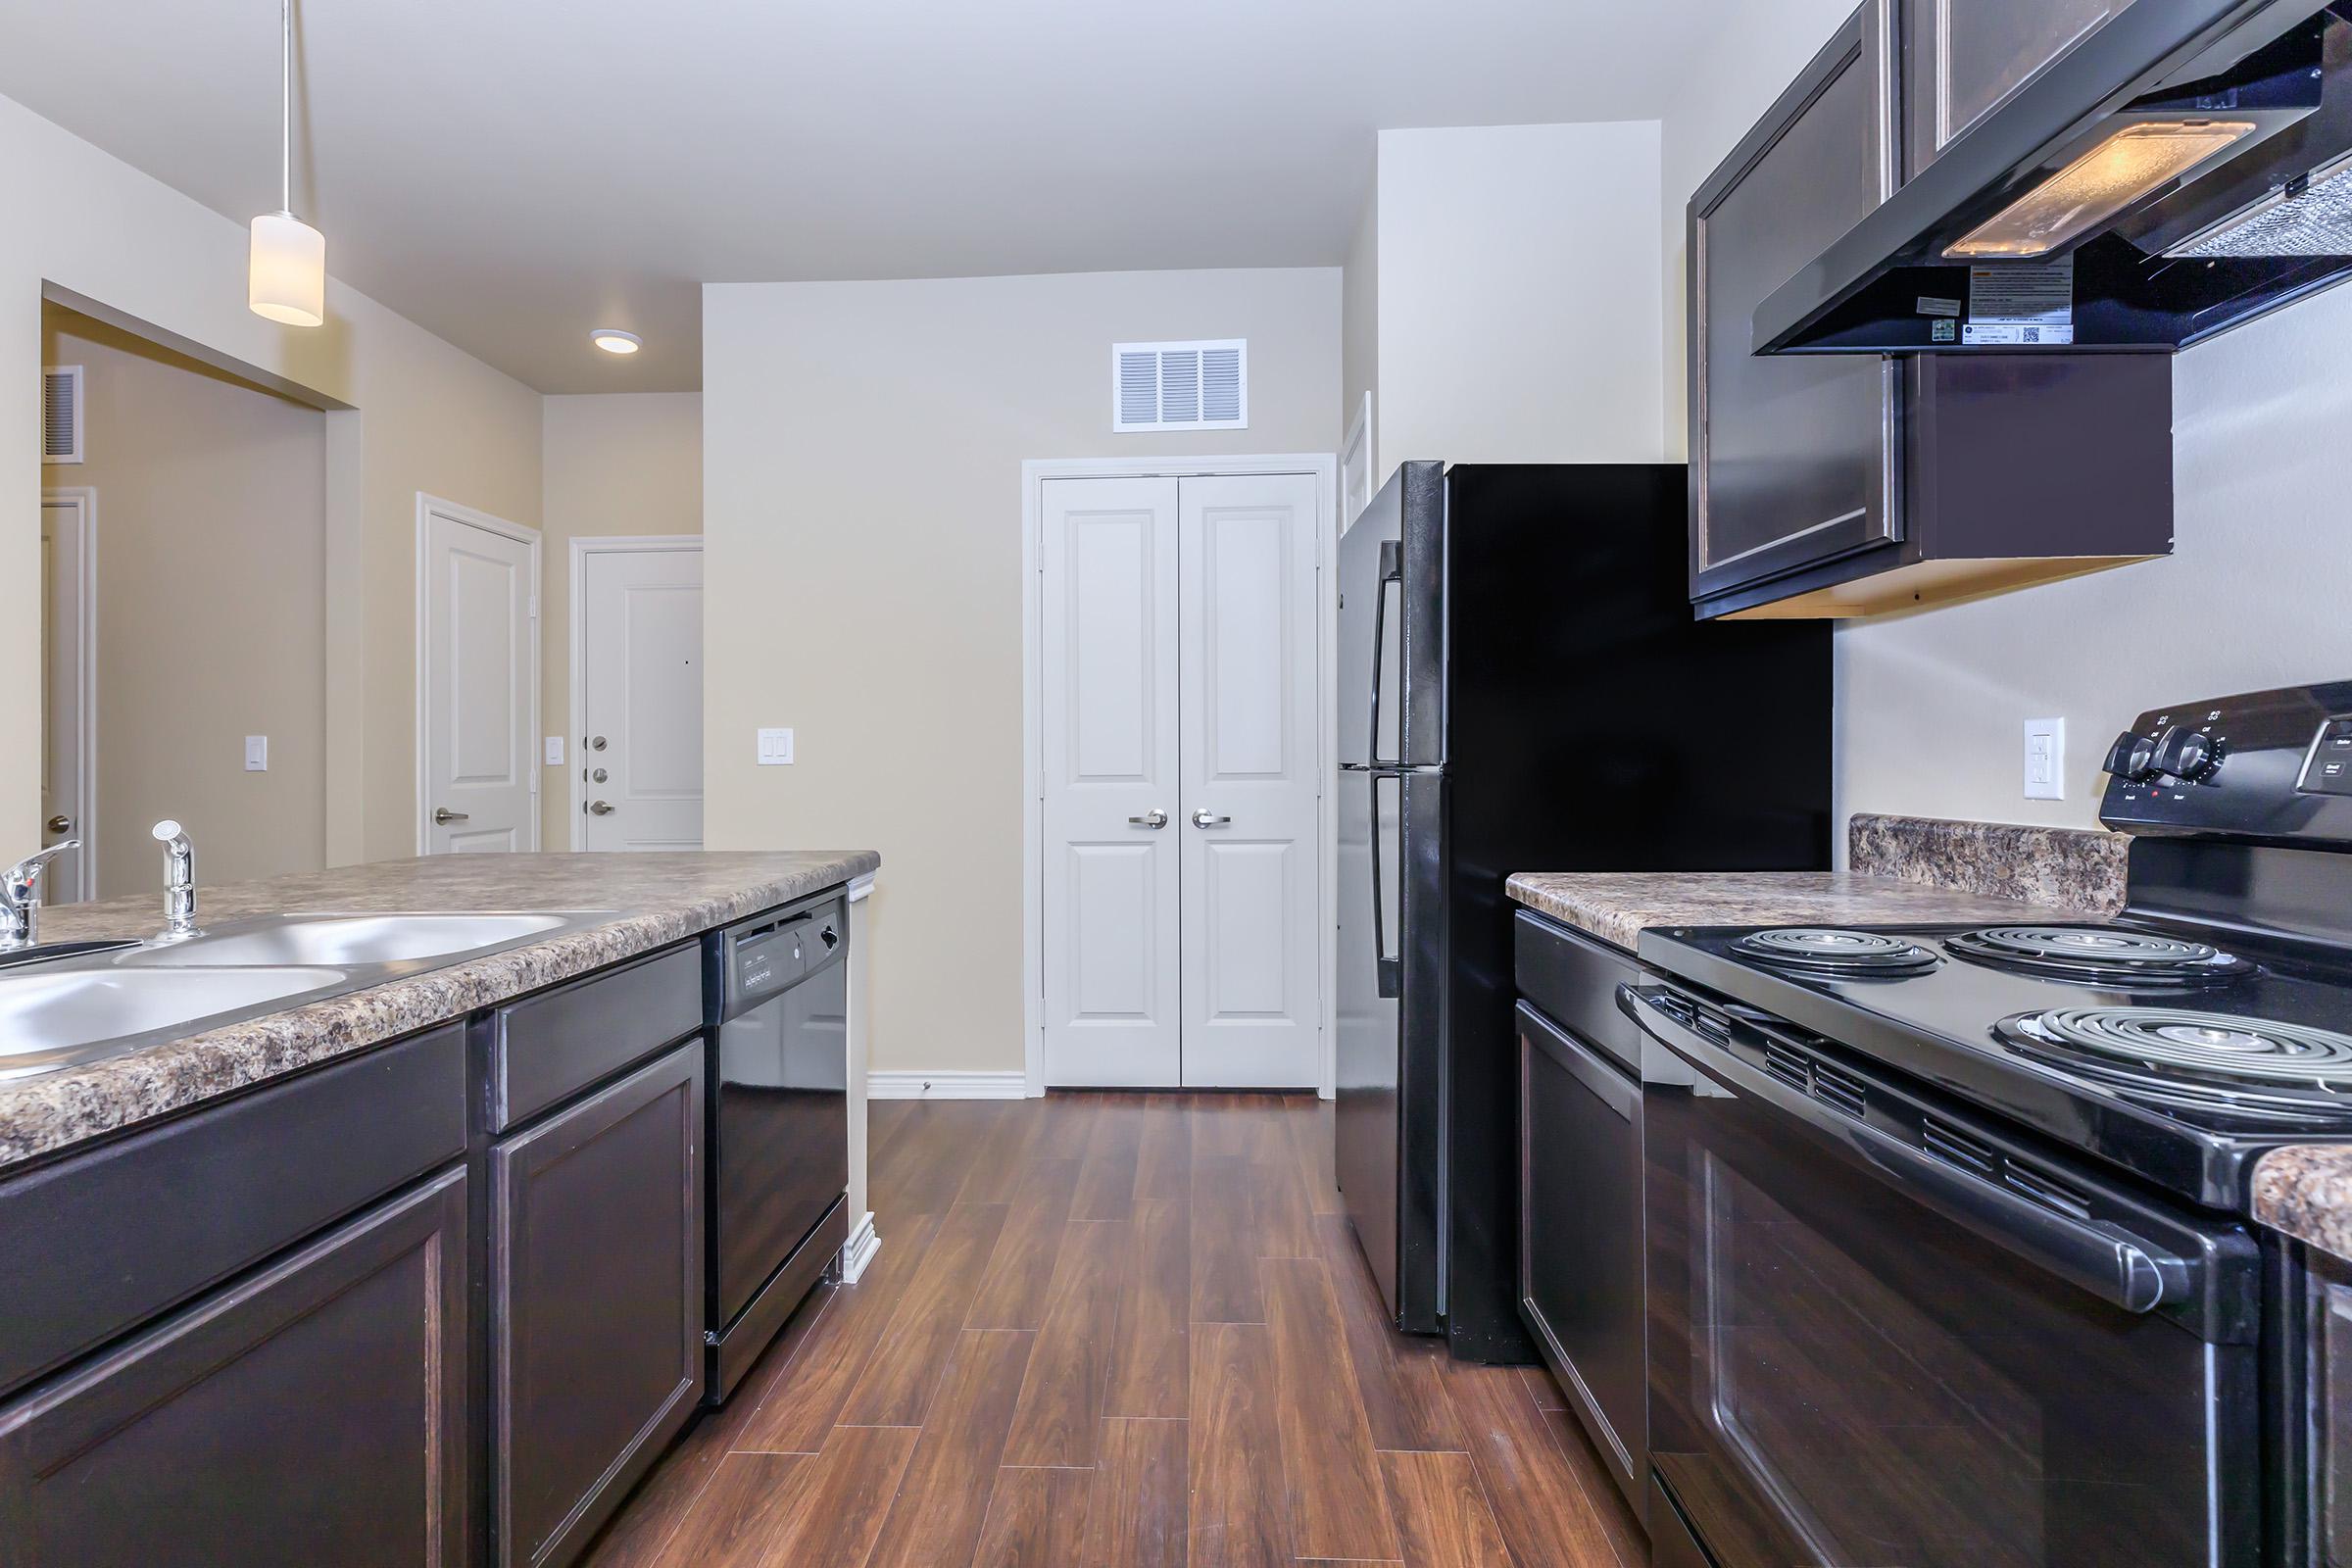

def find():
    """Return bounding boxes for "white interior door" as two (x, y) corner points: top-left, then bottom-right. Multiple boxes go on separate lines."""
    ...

(40, 492), (94, 904)
(1177, 473), (1323, 1088)
(578, 543), (704, 850)
(420, 502), (538, 855)
(1040, 477), (1182, 1088)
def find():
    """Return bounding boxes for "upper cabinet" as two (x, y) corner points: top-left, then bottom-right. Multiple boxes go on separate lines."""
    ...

(1689, 0), (2177, 620)
(1903, 0), (2140, 178)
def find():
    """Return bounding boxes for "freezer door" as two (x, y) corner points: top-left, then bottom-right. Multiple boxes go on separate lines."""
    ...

(1335, 764), (1445, 1333)
(1339, 463), (1446, 769)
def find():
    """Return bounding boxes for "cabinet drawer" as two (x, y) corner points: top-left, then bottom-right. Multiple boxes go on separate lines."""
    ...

(0, 1166), (468, 1567)
(1513, 911), (1641, 1074)
(0, 1023), (466, 1396)
(491, 943), (701, 1131)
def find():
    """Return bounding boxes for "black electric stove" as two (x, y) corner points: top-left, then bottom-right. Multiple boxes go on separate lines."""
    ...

(1625, 681), (2352, 1568)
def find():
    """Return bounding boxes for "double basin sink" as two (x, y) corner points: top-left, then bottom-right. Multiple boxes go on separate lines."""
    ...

(0, 911), (618, 1080)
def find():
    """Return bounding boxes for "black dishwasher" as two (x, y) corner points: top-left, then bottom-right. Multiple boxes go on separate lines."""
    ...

(1514, 909), (1647, 1527)
(703, 894), (851, 1403)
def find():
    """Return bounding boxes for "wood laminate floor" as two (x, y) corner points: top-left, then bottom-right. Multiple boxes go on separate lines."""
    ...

(583, 1092), (1643, 1568)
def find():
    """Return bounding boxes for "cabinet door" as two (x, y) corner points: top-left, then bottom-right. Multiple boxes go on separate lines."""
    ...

(0, 1167), (467, 1567)
(1517, 1004), (1644, 1519)
(1905, 0), (2136, 177)
(1690, 0), (1901, 604)
(491, 1043), (702, 1568)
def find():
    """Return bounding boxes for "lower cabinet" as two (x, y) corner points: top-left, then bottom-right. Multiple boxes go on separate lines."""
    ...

(491, 1040), (704, 1568)
(0, 1165), (469, 1567)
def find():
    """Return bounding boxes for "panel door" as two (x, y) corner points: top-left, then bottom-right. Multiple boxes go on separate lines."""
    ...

(1040, 477), (1184, 1088)
(579, 545), (704, 849)
(1176, 473), (1323, 1089)
(422, 505), (537, 852)
(0, 1167), (467, 1568)
(39, 493), (91, 903)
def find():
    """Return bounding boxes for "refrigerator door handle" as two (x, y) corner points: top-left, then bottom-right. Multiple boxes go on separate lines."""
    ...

(1367, 540), (1402, 768)
(1371, 769), (1402, 999)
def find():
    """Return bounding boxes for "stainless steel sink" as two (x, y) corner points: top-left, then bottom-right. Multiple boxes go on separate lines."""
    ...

(126, 912), (580, 968)
(0, 966), (350, 1079)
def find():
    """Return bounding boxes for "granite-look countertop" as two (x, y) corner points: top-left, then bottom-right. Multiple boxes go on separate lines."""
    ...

(1504, 870), (2099, 952)
(0, 851), (877, 1173)
(2253, 1148), (2352, 1261)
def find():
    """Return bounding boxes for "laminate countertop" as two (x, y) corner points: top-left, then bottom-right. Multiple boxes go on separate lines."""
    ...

(1503, 870), (2099, 953)
(0, 851), (878, 1174)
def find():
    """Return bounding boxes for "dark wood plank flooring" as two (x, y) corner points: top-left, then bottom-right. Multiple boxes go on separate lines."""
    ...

(583, 1092), (1640, 1568)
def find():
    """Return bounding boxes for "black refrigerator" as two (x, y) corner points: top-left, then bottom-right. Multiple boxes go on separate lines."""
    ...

(1334, 463), (1832, 1362)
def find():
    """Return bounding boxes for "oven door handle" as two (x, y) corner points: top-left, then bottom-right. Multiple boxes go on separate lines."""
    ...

(1619, 985), (2190, 1318)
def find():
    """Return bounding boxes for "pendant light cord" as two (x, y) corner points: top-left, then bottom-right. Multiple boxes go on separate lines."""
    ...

(279, 0), (292, 216)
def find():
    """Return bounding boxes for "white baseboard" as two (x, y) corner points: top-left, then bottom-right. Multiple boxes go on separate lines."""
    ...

(838, 1211), (880, 1283)
(866, 1069), (1028, 1100)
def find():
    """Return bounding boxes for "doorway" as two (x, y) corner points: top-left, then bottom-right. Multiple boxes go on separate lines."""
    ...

(40, 490), (96, 904)
(1023, 457), (1336, 1093)
(416, 496), (541, 854)
(569, 538), (705, 850)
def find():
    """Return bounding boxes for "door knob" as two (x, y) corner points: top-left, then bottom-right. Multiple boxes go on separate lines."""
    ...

(1192, 809), (1231, 828)
(45, 814), (72, 835)
(432, 808), (470, 825)
(588, 800), (615, 816)
(1128, 808), (1168, 829)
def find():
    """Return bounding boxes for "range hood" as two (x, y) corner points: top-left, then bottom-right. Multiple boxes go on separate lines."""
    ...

(1756, 0), (2352, 354)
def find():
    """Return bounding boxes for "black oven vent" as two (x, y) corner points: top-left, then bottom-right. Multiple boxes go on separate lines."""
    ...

(1761, 1038), (1868, 1119)
(1922, 1117), (1998, 1180)
(1808, 1062), (1868, 1120)
(1762, 1040), (1811, 1094)
(2004, 1160), (2094, 1221)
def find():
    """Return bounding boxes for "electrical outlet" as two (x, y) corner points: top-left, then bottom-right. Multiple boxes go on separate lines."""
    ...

(2024, 717), (2065, 801)
(758, 727), (795, 765)
(544, 735), (564, 765)
(244, 735), (269, 772)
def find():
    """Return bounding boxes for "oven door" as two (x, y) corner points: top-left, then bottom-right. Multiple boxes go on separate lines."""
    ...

(1623, 984), (2263, 1568)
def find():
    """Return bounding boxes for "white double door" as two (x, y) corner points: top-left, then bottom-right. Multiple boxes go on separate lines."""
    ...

(1041, 472), (1323, 1090)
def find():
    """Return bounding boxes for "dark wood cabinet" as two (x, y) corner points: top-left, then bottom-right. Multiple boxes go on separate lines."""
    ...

(0, 1166), (468, 1567)
(490, 1041), (703, 1568)
(1903, 0), (2142, 177)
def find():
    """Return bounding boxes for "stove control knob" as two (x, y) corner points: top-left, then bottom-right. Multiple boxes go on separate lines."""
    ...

(2101, 731), (2159, 782)
(2152, 726), (2222, 782)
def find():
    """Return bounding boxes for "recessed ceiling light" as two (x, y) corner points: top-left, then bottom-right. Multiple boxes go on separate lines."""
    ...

(590, 329), (642, 355)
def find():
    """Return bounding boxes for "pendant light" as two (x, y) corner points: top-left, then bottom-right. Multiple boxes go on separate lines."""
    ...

(249, 0), (324, 326)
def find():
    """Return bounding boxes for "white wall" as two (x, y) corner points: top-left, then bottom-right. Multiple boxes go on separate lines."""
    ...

(1372, 122), (1665, 472)
(0, 89), (541, 862)
(703, 268), (1340, 1076)
(539, 392), (703, 847)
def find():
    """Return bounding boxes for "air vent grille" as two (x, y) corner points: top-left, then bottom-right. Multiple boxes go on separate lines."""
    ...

(1809, 1061), (1867, 1119)
(1922, 1118), (1998, 1179)
(2005, 1161), (2093, 1220)
(42, 366), (82, 465)
(1762, 1041), (1810, 1093)
(1112, 340), (1248, 432)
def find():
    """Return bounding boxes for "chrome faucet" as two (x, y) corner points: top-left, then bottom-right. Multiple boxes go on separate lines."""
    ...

(151, 820), (203, 943)
(0, 841), (79, 953)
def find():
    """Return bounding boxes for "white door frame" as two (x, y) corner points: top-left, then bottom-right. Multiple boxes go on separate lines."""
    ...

(568, 534), (705, 849)
(1021, 454), (1341, 1100)
(413, 493), (542, 855)
(41, 488), (99, 902)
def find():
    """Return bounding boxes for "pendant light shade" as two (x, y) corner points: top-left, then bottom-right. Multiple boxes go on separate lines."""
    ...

(250, 212), (325, 326)
(249, 0), (324, 327)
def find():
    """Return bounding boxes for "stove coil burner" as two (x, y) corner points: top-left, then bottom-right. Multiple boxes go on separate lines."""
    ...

(1947, 924), (2253, 986)
(2004, 1006), (2352, 1087)
(1732, 927), (1941, 976)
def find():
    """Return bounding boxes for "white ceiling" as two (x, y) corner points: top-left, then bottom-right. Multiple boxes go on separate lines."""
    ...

(0, 0), (1705, 392)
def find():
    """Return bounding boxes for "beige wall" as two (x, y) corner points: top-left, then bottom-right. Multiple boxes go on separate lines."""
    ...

(539, 392), (704, 847)
(1341, 186), (1379, 484)
(703, 267), (1341, 1076)
(1, 89), (540, 862)
(43, 309), (328, 899)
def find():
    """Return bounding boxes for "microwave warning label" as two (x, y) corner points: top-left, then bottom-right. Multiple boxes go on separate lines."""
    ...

(1963, 259), (2075, 345)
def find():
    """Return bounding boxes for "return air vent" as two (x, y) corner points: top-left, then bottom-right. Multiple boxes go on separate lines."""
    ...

(1112, 340), (1248, 432)
(2005, 1161), (2093, 1221)
(41, 366), (82, 465)
(1922, 1118), (1998, 1179)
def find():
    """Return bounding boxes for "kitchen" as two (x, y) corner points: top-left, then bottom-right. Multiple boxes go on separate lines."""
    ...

(5, 0), (2352, 1565)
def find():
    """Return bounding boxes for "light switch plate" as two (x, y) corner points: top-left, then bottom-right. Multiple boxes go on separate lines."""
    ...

(244, 735), (269, 772)
(2024, 717), (2065, 800)
(544, 735), (564, 765)
(758, 727), (795, 765)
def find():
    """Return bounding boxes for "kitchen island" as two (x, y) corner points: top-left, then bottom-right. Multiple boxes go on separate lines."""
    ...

(0, 849), (877, 1568)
